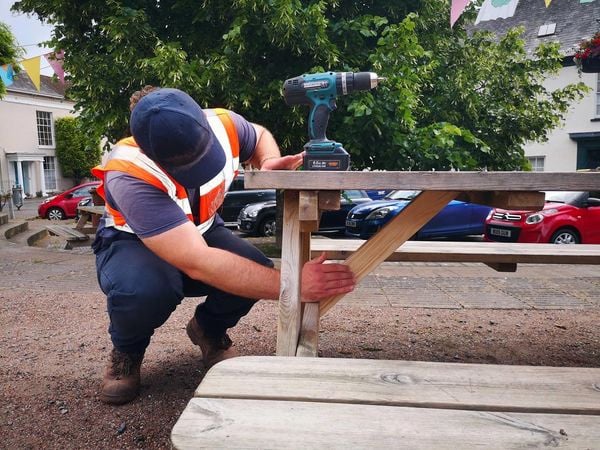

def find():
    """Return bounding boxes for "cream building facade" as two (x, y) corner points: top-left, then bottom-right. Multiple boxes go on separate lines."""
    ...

(0, 73), (76, 197)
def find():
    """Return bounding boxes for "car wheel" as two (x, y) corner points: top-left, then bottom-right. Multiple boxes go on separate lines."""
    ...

(259, 217), (276, 237)
(550, 228), (579, 244)
(47, 207), (65, 221)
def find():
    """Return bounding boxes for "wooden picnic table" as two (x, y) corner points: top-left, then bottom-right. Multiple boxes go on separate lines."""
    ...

(75, 205), (105, 232)
(243, 170), (600, 357)
(172, 170), (600, 448)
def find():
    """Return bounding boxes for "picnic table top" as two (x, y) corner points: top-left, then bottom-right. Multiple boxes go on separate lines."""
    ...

(245, 170), (600, 191)
(77, 205), (105, 215)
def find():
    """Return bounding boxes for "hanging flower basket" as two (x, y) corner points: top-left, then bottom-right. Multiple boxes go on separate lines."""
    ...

(574, 32), (600, 73)
(580, 56), (600, 73)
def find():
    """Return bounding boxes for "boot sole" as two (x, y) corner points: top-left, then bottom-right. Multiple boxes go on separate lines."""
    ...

(99, 389), (139, 405)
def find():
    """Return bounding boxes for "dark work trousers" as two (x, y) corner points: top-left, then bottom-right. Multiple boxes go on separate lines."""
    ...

(94, 224), (273, 354)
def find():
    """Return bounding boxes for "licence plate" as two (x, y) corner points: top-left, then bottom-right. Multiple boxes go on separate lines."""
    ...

(490, 227), (511, 237)
(346, 219), (357, 228)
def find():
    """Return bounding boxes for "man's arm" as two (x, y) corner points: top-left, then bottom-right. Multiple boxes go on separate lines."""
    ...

(248, 124), (303, 170)
(142, 221), (355, 302)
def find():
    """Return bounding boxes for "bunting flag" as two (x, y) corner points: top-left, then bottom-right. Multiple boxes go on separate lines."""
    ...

(475, 0), (520, 24)
(21, 56), (41, 91)
(0, 64), (14, 87)
(545, 0), (552, 6)
(44, 50), (65, 83)
(450, 0), (471, 27)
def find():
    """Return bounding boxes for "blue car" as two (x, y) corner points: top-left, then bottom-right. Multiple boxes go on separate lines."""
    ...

(345, 190), (492, 240)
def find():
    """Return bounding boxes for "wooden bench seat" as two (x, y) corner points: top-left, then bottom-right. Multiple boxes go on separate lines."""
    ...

(311, 238), (600, 272)
(171, 356), (600, 449)
(46, 224), (89, 242)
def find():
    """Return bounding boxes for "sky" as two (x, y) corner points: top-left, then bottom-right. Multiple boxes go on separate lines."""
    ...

(0, 0), (54, 75)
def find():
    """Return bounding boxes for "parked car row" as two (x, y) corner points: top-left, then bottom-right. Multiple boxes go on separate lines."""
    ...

(237, 190), (372, 236)
(230, 188), (600, 245)
(42, 180), (600, 246)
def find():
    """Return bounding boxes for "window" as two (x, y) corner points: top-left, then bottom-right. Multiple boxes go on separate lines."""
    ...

(36, 111), (54, 146)
(43, 156), (57, 191)
(537, 23), (556, 37)
(527, 156), (545, 172)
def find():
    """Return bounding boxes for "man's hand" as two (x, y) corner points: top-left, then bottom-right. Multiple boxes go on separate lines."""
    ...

(301, 252), (355, 302)
(261, 152), (304, 171)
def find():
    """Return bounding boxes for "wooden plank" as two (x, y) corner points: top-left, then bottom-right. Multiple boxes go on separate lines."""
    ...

(77, 205), (105, 215)
(457, 191), (545, 210)
(245, 170), (600, 191)
(318, 190), (341, 210)
(319, 190), (459, 316)
(46, 225), (89, 241)
(196, 357), (600, 415)
(297, 233), (319, 357)
(296, 303), (319, 357)
(276, 191), (303, 356)
(310, 240), (600, 265)
(299, 190), (319, 232)
(172, 398), (600, 449)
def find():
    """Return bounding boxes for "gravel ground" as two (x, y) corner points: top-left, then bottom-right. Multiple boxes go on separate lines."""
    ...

(1, 220), (599, 449)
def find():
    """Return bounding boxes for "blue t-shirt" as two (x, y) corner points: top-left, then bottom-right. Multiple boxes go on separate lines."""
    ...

(99, 110), (257, 239)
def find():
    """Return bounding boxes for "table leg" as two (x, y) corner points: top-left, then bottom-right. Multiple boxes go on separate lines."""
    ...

(75, 213), (90, 231)
(297, 234), (319, 357)
(320, 190), (459, 316)
(276, 190), (304, 356)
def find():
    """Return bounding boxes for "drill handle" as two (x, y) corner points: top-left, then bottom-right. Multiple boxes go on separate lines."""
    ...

(308, 101), (336, 141)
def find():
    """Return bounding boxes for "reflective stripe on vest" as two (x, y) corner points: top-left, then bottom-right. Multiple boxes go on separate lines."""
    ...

(91, 109), (240, 235)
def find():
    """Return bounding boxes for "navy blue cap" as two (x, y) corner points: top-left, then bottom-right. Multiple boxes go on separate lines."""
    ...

(130, 88), (224, 187)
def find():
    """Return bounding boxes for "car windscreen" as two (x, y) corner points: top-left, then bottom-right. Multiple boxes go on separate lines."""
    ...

(343, 190), (368, 200)
(385, 190), (420, 201)
(544, 191), (584, 204)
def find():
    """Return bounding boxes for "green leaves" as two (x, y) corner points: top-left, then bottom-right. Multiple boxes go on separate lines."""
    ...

(11, 0), (589, 173)
(55, 117), (101, 182)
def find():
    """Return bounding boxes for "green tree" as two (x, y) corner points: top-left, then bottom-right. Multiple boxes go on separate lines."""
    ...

(12, 0), (589, 170)
(54, 117), (102, 183)
(0, 22), (22, 98)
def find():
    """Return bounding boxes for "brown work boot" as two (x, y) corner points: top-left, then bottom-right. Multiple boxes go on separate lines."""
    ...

(99, 348), (144, 405)
(186, 318), (237, 368)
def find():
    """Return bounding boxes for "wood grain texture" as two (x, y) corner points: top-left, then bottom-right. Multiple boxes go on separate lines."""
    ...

(172, 398), (600, 449)
(309, 240), (600, 265)
(195, 357), (600, 414)
(457, 191), (545, 210)
(276, 191), (302, 356)
(245, 170), (600, 191)
(319, 190), (458, 315)
(299, 191), (319, 232)
(296, 233), (318, 357)
(318, 190), (341, 210)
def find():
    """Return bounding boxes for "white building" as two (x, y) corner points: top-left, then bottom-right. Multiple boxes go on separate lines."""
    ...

(0, 72), (76, 197)
(474, 0), (600, 171)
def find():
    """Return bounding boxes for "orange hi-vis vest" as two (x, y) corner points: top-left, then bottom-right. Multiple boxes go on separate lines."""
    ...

(91, 108), (240, 235)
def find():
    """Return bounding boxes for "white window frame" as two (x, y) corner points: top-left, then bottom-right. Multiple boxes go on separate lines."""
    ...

(36, 111), (55, 148)
(527, 156), (545, 172)
(43, 156), (57, 191)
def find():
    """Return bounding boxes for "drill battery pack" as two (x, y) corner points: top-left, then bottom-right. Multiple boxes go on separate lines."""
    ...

(303, 150), (350, 171)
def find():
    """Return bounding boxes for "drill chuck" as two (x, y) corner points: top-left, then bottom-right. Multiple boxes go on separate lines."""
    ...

(283, 71), (383, 106)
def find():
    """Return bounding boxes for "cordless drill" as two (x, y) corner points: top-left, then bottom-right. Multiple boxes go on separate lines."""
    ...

(283, 71), (384, 171)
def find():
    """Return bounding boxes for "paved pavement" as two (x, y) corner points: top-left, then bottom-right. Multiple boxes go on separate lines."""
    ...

(1, 201), (598, 310)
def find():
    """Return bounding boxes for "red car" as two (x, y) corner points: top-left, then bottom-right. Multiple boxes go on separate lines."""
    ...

(38, 181), (100, 220)
(485, 191), (600, 244)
